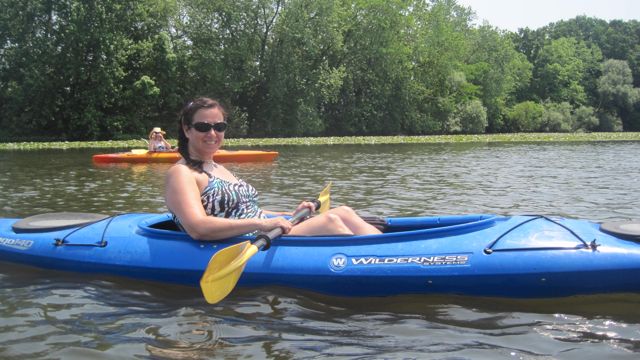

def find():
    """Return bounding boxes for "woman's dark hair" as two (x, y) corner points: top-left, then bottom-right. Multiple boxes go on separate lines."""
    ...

(177, 97), (227, 173)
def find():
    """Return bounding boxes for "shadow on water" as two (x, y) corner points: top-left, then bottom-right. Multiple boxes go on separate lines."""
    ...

(4, 260), (640, 322)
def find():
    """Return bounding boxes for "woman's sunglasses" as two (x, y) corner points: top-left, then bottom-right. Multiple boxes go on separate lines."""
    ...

(191, 122), (228, 133)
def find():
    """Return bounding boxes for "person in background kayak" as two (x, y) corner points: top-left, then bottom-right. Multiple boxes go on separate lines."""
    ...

(148, 127), (173, 152)
(164, 97), (382, 241)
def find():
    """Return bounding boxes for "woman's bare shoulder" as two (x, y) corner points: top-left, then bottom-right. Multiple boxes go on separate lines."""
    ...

(166, 162), (193, 179)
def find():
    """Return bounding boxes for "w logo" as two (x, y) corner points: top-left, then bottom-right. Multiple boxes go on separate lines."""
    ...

(329, 254), (348, 271)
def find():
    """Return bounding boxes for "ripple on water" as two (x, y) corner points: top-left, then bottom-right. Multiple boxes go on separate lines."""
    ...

(1, 144), (640, 358)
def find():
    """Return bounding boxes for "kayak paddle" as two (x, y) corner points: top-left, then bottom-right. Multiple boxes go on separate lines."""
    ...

(200, 182), (332, 304)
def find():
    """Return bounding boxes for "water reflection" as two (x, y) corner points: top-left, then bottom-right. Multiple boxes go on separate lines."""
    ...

(2, 262), (640, 358)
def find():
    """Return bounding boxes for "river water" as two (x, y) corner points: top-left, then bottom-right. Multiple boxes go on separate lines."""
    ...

(0, 141), (639, 359)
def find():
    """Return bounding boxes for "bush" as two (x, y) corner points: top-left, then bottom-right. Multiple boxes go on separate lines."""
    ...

(447, 100), (488, 134)
(459, 99), (488, 134)
(504, 101), (544, 132)
(541, 102), (573, 132)
(573, 106), (599, 132)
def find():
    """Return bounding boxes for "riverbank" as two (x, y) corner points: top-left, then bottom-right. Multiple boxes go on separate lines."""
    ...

(1, 132), (640, 150)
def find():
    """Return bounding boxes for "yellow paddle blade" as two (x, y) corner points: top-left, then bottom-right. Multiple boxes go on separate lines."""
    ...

(200, 241), (259, 304)
(317, 182), (332, 213)
(131, 149), (149, 155)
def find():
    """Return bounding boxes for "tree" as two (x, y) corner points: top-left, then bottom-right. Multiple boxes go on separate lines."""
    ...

(527, 16), (640, 92)
(533, 37), (602, 106)
(406, 0), (474, 134)
(173, 0), (273, 135)
(256, 0), (347, 136)
(2, 1), (640, 141)
(464, 25), (532, 132)
(597, 59), (640, 130)
(0, 0), (179, 140)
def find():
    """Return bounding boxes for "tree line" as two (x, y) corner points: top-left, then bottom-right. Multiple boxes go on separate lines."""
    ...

(1, 0), (639, 141)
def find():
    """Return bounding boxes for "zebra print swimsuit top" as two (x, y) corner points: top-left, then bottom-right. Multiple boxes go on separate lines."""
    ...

(172, 170), (266, 232)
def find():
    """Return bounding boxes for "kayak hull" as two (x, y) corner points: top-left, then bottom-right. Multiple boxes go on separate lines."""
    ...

(1, 213), (639, 298)
(92, 149), (279, 163)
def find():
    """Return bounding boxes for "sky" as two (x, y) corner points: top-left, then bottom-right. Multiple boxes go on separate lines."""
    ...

(456, 0), (640, 32)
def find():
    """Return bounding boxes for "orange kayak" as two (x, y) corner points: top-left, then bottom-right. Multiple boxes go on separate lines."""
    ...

(92, 149), (278, 164)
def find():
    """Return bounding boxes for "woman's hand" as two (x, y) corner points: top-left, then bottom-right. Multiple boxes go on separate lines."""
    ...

(258, 217), (293, 234)
(257, 201), (316, 234)
(294, 201), (317, 216)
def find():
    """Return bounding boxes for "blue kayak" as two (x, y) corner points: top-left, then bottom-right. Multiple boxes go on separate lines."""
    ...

(0, 212), (639, 298)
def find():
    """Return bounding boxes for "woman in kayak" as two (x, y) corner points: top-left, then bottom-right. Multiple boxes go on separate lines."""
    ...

(148, 127), (173, 152)
(165, 97), (381, 241)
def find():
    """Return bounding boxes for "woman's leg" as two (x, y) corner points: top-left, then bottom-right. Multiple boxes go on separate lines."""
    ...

(288, 212), (353, 236)
(329, 206), (382, 235)
(288, 206), (381, 236)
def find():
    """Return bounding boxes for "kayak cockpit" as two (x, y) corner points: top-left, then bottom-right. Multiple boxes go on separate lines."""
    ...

(137, 213), (501, 241)
(140, 214), (496, 233)
(145, 216), (182, 232)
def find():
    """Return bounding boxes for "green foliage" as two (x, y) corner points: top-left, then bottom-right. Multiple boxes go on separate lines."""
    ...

(598, 60), (640, 110)
(540, 101), (574, 132)
(506, 101), (600, 133)
(404, 0), (473, 135)
(1, 0), (639, 141)
(256, 0), (347, 136)
(0, 0), (181, 141)
(533, 37), (602, 105)
(598, 111), (624, 132)
(464, 25), (532, 132)
(597, 59), (640, 131)
(446, 99), (487, 134)
(573, 106), (599, 132)
(505, 101), (545, 132)
(528, 16), (640, 96)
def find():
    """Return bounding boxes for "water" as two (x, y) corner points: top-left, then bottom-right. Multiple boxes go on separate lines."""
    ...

(1, 142), (639, 359)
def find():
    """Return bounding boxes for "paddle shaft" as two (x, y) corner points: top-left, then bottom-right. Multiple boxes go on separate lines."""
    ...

(253, 199), (320, 250)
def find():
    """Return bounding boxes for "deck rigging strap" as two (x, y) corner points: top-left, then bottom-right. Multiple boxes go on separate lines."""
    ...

(483, 215), (599, 254)
(54, 214), (123, 247)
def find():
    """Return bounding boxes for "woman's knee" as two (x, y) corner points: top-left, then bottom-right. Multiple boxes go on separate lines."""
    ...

(331, 205), (357, 218)
(323, 213), (353, 234)
(324, 213), (344, 225)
